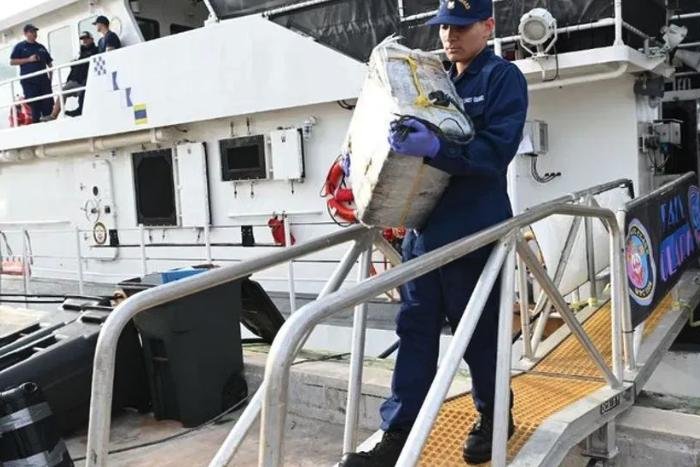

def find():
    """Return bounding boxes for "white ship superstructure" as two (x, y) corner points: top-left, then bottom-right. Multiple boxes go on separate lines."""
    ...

(0, 1), (699, 466)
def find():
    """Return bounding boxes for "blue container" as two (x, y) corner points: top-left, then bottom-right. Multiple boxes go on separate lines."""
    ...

(160, 267), (207, 284)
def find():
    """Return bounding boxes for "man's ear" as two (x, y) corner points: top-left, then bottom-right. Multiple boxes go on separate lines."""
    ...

(484, 17), (496, 39)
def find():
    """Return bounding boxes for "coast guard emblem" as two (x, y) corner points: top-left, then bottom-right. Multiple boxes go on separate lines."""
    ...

(446, 0), (471, 9)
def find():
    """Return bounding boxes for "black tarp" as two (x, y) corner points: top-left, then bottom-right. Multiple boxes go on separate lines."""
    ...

(209, 0), (441, 61)
(494, 0), (666, 39)
(208, 0), (673, 61)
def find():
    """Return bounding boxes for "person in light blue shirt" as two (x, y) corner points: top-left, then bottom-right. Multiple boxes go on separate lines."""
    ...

(340, 1), (528, 465)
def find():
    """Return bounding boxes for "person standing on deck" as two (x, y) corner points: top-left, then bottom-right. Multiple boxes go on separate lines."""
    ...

(49, 31), (100, 119)
(340, 0), (528, 465)
(93, 16), (122, 53)
(10, 24), (54, 123)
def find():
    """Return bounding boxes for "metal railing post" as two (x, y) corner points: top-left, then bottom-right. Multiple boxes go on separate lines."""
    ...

(139, 224), (147, 275)
(57, 67), (66, 117)
(614, 0), (624, 46)
(10, 81), (17, 126)
(517, 254), (533, 360)
(585, 196), (599, 306)
(531, 215), (582, 353)
(21, 229), (30, 296)
(516, 235), (621, 388)
(204, 224), (212, 263)
(616, 208), (635, 370)
(492, 244), (517, 467)
(284, 214), (296, 313)
(75, 226), (85, 295)
(342, 244), (373, 453)
(394, 237), (512, 467)
(207, 233), (371, 467)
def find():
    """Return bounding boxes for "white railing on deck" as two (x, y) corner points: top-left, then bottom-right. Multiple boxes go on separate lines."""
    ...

(0, 54), (94, 127)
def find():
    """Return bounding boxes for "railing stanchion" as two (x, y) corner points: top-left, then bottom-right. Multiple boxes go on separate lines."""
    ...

(585, 195), (599, 306)
(139, 224), (147, 275)
(517, 252), (533, 360)
(394, 237), (512, 467)
(204, 224), (212, 264)
(208, 234), (371, 467)
(517, 234), (621, 388)
(75, 226), (85, 295)
(57, 67), (66, 117)
(9, 81), (17, 126)
(616, 208), (636, 370)
(284, 214), (297, 313)
(22, 229), (30, 297)
(342, 243), (372, 453)
(492, 241), (517, 467)
(530, 215), (582, 353)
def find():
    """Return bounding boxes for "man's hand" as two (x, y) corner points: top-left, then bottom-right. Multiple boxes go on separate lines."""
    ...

(388, 118), (441, 159)
(29, 54), (39, 63)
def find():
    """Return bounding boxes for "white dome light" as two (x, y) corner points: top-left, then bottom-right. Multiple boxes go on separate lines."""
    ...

(518, 8), (558, 55)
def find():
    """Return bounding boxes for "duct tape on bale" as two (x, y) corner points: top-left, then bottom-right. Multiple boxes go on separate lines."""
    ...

(0, 382), (73, 467)
(346, 37), (472, 229)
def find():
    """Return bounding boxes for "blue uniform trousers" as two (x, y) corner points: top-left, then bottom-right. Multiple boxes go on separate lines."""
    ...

(21, 77), (53, 123)
(380, 233), (503, 431)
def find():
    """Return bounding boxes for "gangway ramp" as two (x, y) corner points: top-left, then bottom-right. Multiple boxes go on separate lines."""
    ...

(420, 283), (697, 466)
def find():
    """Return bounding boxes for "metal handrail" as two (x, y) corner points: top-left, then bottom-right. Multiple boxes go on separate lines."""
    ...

(0, 55), (94, 90)
(83, 177), (632, 466)
(205, 179), (632, 466)
(625, 172), (695, 210)
(83, 223), (373, 467)
(257, 201), (629, 465)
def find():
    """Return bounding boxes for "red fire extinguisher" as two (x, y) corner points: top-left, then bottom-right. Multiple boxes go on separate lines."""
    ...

(268, 216), (295, 246)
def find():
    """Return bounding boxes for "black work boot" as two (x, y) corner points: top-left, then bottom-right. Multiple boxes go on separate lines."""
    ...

(463, 412), (515, 464)
(339, 429), (409, 467)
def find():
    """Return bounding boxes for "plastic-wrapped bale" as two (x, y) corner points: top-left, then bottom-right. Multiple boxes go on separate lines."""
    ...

(346, 37), (472, 229)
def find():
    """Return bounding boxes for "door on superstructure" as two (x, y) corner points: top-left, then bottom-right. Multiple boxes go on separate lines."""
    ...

(76, 159), (119, 259)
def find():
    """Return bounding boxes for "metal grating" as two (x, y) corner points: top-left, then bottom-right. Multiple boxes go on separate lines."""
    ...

(419, 374), (603, 466)
(419, 294), (676, 465)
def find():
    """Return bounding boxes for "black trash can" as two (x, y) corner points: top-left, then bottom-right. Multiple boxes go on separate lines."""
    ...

(119, 268), (247, 427)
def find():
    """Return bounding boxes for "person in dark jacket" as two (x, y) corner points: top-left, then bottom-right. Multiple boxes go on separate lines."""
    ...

(49, 31), (99, 119)
(340, 0), (528, 465)
(10, 24), (54, 123)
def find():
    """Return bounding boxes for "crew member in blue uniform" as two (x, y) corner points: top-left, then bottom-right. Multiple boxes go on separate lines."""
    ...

(340, 1), (528, 465)
(10, 24), (54, 123)
(94, 16), (122, 53)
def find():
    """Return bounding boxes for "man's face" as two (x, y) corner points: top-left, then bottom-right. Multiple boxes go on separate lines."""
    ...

(24, 30), (38, 42)
(81, 37), (94, 47)
(439, 18), (495, 63)
(96, 23), (106, 33)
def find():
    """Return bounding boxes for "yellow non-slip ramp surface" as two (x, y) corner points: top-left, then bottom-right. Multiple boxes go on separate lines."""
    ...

(419, 295), (674, 466)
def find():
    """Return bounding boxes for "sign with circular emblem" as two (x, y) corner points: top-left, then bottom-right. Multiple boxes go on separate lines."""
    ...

(688, 185), (700, 245)
(625, 218), (656, 306)
(93, 222), (108, 245)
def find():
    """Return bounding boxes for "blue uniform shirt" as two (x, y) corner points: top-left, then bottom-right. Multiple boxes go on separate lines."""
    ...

(10, 40), (53, 83)
(420, 47), (528, 253)
(98, 31), (121, 53)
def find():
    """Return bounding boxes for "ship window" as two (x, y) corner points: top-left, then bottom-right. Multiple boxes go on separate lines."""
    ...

(170, 24), (193, 35)
(136, 17), (160, 41)
(132, 149), (177, 226)
(78, 16), (99, 42)
(219, 136), (267, 181)
(48, 26), (73, 72)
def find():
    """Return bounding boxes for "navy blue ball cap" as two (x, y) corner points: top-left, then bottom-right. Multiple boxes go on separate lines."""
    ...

(92, 15), (110, 26)
(23, 24), (39, 33)
(426, 0), (493, 26)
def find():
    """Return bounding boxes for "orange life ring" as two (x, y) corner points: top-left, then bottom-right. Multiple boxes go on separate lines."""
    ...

(323, 159), (357, 223)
